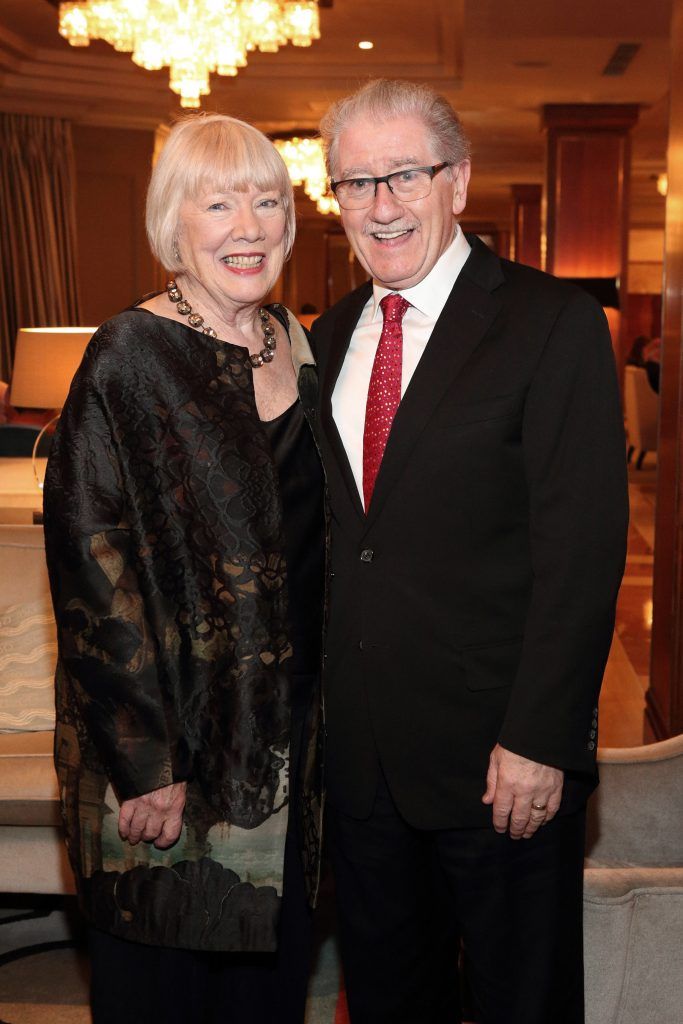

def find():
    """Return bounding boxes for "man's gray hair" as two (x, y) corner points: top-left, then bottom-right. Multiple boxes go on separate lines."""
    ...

(320, 78), (471, 180)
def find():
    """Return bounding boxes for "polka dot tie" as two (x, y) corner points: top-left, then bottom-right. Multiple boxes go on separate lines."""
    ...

(362, 292), (410, 512)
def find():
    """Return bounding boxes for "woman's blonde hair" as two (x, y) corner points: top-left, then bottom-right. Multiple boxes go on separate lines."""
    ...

(146, 113), (295, 272)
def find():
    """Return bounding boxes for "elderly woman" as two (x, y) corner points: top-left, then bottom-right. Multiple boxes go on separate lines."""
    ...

(43, 114), (324, 1024)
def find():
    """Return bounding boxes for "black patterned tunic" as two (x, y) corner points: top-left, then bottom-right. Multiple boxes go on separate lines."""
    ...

(43, 303), (323, 951)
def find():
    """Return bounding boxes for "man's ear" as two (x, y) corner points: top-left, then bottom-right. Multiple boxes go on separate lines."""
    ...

(451, 160), (471, 216)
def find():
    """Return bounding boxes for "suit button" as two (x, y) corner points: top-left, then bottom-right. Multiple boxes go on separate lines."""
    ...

(589, 729), (597, 739)
(588, 741), (596, 751)
(360, 548), (374, 562)
(591, 719), (598, 729)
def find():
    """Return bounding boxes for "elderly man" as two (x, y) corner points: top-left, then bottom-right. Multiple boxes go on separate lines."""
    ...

(311, 79), (628, 1024)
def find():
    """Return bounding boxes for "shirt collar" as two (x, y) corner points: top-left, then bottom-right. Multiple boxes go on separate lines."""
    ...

(370, 226), (472, 322)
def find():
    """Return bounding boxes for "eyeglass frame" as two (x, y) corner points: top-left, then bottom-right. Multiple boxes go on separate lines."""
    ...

(330, 162), (452, 209)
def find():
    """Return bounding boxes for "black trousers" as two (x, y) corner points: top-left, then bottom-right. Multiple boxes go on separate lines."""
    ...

(328, 773), (586, 1024)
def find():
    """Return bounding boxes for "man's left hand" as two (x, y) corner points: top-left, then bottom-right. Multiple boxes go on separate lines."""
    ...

(482, 744), (564, 839)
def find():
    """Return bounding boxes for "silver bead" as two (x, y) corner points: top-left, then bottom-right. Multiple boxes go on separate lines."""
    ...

(262, 349), (275, 363)
(203, 327), (217, 338)
(263, 323), (275, 337)
(250, 353), (264, 368)
(177, 300), (191, 314)
(265, 336), (276, 350)
(188, 313), (204, 328)
(259, 308), (270, 321)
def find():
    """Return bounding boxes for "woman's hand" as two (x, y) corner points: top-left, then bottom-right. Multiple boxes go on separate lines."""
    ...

(118, 781), (187, 849)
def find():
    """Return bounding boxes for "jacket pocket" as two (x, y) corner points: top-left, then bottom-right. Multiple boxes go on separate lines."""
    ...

(461, 637), (523, 691)
(436, 389), (526, 428)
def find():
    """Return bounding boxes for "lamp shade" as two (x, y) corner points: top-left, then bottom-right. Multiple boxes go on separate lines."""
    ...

(10, 327), (96, 409)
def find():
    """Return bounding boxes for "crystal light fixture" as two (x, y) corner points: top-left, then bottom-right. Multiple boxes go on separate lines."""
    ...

(58, 1), (321, 109)
(273, 136), (339, 215)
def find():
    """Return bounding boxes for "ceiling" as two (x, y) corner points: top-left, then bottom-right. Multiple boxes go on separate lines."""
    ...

(0, 0), (673, 228)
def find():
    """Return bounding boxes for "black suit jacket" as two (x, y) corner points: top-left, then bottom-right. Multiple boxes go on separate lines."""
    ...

(311, 237), (628, 828)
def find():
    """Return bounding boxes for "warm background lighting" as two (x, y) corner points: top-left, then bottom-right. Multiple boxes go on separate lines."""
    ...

(58, 1), (322, 108)
(273, 136), (339, 215)
(10, 328), (95, 410)
(358, 40), (374, 50)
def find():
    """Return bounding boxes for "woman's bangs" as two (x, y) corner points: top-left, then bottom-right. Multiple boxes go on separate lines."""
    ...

(187, 125), (284, 200)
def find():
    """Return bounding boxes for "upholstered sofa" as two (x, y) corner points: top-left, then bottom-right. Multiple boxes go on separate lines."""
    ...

(0, 523), (74, 894)
(583, 735), (683, 1024)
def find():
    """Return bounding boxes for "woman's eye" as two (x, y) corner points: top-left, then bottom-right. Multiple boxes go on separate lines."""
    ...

(208, 202), (225, 211)
(259, 198), (279, 209)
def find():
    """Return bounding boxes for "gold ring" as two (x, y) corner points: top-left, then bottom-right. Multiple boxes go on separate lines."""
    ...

(531, 802), (547, 812)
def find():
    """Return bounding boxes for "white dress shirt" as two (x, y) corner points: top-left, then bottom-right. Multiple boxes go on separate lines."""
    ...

(332, 227), (472, 501)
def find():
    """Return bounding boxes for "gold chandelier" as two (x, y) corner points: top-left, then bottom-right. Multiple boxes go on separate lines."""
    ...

(58, 1), (321, 109)
(274, 136), (339, 215)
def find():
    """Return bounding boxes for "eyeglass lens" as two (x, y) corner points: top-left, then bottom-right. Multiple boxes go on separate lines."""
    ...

(335, 167), (436, 209)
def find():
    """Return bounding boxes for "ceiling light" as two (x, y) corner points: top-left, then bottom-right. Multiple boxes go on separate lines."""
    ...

(273, 136), (339, 215)
(358, 40), (373, 50)
(58, 1), (321, 109)
(657, 173), (668, 197)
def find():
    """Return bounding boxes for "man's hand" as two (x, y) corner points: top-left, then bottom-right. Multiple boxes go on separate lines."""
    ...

(482, 744), (563, 839)
(118, 781), (187, 849)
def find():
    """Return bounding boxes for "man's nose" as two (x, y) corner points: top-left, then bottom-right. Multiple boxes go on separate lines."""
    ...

(369, 180), (404, 219)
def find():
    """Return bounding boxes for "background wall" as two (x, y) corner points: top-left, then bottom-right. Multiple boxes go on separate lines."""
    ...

(73, 125), (157, 326)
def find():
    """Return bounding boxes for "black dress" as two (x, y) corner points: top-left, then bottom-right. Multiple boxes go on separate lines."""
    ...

(88, 380), (325, 1024)
(44, 302), (324, 952)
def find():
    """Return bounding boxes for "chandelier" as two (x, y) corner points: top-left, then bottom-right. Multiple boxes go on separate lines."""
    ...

(274, 136), (339, 215)
(58, 1), (321, 109)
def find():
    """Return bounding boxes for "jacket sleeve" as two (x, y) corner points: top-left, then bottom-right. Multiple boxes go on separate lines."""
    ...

(497, 289), (628, 774)
(44, 370), (181, 801)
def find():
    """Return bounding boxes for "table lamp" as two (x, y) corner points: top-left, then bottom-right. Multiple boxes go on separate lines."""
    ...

(9, 327), (96, 488)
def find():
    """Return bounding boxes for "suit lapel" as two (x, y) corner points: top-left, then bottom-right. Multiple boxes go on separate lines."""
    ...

(364, 239), (505, 530)
(319, 283), (373, 522)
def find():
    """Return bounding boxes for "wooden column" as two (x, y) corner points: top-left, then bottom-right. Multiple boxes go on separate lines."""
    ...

(541, 105), (638, 361)
(648, 0), (683, 741)
(510, 184), (542, 269)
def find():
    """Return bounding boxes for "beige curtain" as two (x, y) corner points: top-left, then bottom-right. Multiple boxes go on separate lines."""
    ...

(0, 113), (81, 382)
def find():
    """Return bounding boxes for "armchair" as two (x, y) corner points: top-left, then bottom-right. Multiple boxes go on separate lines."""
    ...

(583, 735), (683, 1024)
(0, 524), (74, 895)
(623, 365), (659, 469)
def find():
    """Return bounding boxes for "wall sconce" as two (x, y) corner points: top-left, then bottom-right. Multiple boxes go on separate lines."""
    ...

(10, 327), (95, 488)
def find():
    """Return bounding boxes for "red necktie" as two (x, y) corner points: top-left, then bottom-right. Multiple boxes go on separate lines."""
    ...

(362, 292), (410, 511)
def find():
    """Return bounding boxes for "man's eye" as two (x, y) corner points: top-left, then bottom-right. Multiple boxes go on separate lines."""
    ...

(396, 169), (420, 183)
(349, 178), (371, 191)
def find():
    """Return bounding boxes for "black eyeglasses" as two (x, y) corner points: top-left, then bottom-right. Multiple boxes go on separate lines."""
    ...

(331, 162), (451, 210)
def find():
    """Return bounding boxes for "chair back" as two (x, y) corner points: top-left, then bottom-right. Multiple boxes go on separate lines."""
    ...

(0, 424), (40, 457)
(624, 365), (659, 453)
(0, 524), (49, 604)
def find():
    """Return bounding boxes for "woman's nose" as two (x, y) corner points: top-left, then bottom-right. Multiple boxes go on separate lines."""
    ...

(231, 204), (264, 240)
